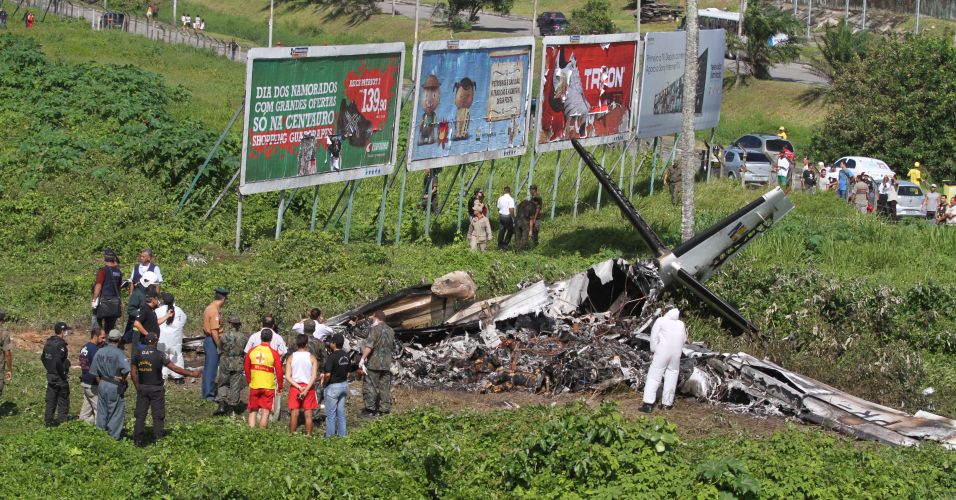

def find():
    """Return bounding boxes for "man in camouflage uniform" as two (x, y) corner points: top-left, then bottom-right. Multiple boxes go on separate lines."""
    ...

(358, 310), (395, 417)
(214, 316), (246, 416)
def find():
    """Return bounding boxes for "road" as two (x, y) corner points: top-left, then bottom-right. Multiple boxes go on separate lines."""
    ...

(377, 1), (827, 86)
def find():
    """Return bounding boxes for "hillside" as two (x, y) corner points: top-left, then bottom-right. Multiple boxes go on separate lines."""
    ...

(0, 14), (953, 496)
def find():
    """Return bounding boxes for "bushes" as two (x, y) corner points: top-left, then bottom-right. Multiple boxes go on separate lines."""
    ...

(0, 405), (952, 497)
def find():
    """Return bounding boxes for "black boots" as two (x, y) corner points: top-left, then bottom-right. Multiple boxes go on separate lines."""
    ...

(212, 402), (228, 416)
(639, 403), (653, 413)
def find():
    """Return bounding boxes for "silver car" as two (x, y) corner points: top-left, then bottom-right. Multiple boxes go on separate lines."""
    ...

(722, 147), (773, 185)
(895, 181), (926, 219)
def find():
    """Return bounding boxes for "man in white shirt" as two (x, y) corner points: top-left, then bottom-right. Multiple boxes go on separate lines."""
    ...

(292, 308), (334, 341)
(946, 197), (956, 226)
(775, 152), (791, 190)
(496, 186), (516, 250)
(129, 248), (162, 293)
(156, 292), (187, 383)
(244, 314), (288, 356)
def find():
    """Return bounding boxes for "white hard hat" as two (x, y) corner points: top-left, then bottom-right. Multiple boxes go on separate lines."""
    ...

(140, 271), (158, 288)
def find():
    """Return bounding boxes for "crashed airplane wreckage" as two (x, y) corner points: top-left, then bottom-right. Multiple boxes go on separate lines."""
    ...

(324, 139), (955, 448)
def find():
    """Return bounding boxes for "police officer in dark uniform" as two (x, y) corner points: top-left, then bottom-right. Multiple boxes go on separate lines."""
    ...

(131, 333), (200, 445)
(42, 322), (72, 426)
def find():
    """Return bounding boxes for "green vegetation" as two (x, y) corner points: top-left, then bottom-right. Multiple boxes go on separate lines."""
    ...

(807, 20), (871, 85)
(810, 33), (956, 181)
(566, 0), (619, 35)
(0, 394), (952, 497)
(741, 0), (804, 79)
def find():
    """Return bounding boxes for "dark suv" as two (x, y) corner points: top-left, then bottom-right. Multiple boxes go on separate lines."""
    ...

(537, 12), (568, 35)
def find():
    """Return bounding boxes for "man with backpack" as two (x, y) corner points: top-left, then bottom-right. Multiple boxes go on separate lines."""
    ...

(92, 249), (124, 332)
(42, 322), (72, 427)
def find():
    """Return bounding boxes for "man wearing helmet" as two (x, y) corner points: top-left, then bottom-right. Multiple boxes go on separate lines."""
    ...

(776, 126), (787, 140)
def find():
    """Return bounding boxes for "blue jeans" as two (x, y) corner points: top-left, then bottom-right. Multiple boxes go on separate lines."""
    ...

(324, 382), (348, 438)
(201, 337), (219, 400)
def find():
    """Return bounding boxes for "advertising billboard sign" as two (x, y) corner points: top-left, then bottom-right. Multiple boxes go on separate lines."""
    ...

(636, 30), (725, 139)
(536, 33), (639, 153)
(240, 43), (405, 195)
(408, 37), (534, 171)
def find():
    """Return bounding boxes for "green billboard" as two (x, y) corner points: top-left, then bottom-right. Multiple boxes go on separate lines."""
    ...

(240, 43), (405, 195)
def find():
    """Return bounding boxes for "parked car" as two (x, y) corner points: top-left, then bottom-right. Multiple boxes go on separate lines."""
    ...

(831, 156), (897, 183)
(537, 12), (568, 35)
(722, 147), (773, 185)
(894, 181), (926, 219)
(732, 134), (794, 160)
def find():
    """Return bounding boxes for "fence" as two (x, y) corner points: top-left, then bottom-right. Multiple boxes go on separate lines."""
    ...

(16, 0), (249, 62)
(813, 0), (956, 20)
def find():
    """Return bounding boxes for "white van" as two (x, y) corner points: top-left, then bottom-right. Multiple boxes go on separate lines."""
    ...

(833, 156), (897, 182)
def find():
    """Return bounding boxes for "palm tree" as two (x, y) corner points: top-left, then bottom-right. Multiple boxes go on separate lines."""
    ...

(809, 20), (870, 84)
(742, 0), (802, 79)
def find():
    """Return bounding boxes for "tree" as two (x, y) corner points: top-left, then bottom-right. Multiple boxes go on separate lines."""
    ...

(679, 0), (699, 242)
(436, 0), (514, 30)
(741, 0), (802, 79)
(808, 20), (871, 84)
(274, 0), (379, 26)
(810, 35), (956, 181)
(566, 0), (618, 35)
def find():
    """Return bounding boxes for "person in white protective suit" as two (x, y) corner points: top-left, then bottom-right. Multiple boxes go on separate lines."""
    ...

(640, 308), (688, 412)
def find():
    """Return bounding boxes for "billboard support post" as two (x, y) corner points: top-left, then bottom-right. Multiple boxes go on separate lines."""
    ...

(618, 143), (627, 189)
(549, 150), (565, 220)
(176, 103), (243, 213)
(332, 181), (361, 230)
(513, 156), (523, 198)
(424, 171), (435, 237)
(456, 166), (467, 232)
(310, 185), (320, 232)
(274, 190), (286, 240)
(344, 181), (358, 243)
(202, 169), (241, 221)
(572, 156), (583, 219)
(596, 146), (608, 210)
(323, 182), (351, 231)
(376, 175), (390, 244)
(527, 151), (538, 198)
(235, 194), (243, 253)
(438, 165), (463, 214)
(486, 159), (496, 201)
(649, 137), (659, 195)
(394, 169), (407, 243)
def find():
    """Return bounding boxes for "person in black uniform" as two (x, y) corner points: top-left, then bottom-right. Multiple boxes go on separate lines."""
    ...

(131, 333), (201, 446)
(42, 322), (72, 426)
(132, 290), (171, 352)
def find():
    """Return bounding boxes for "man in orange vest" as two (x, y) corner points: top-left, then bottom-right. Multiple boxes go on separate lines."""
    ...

(244, 329), (283, 428)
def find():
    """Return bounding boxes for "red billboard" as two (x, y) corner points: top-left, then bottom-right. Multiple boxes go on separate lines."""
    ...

(536, 34), (639, 153)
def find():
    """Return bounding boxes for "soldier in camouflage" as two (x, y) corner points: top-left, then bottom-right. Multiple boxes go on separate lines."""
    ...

(358, 310), (395, 418)
(214, 316), (247, 416)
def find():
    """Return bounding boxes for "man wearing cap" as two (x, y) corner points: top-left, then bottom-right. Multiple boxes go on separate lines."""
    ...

(358, 310), (395, 418)
(201, 288), (228, 400)
(923, 184), (942, 222)
(129, 248), (162, 296)
(776, 126), (787, 140)
(90, 329), (131, 439)
(131, 333), (201, 445)
(214, 316), (247, 416)
(41, 322), (71, 426)
(78, 327), (106, 424)
(908, 162), (923, 186)
(0, 309), (11, 400)
(92, 250), (124, 332)
(156, 292), (187, 384)
(124, 270), (158, 350)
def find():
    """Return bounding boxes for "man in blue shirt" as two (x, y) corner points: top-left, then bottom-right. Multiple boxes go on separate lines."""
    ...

(837, 162), (852, 200)
(90, 329), (131, 440)
(78, 327), (106, 424)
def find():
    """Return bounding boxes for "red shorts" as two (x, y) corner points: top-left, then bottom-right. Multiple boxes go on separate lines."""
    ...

(288, 385), (318, 410)
(247, 388), (276, 412)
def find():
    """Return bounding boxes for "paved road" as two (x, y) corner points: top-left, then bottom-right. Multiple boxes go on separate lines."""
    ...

(378, 1), (827, 86)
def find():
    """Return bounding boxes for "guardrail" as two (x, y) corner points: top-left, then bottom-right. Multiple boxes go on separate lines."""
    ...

(17, 0), (249, 62)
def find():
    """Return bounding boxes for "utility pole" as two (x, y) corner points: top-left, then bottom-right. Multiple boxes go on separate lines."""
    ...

(915, 0), (921, 33)
(268, 0), (274, 47)
(679, 0), (699, 242)
(735, 0), (746, 86)
(807, 0), (812, 39)
(862, 0), (867, 30)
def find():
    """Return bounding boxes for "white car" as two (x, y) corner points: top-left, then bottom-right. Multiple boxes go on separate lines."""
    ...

(895, 181), (927, 219)
(833, 156), (897, 183)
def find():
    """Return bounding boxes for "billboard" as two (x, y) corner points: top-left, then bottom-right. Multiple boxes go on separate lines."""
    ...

(636, 30), (725, 139)
(240, 44), (405, 195)
(536, 33), (639, 153)
(408, 37), (534, 171)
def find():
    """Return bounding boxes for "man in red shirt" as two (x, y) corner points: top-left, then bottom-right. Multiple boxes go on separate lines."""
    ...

(244, 328), (283, 428)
